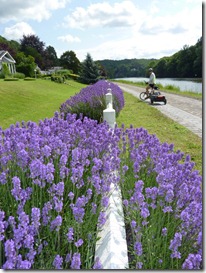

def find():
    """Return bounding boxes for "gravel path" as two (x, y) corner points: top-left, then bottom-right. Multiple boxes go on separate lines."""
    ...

(115, 82), (202, 138)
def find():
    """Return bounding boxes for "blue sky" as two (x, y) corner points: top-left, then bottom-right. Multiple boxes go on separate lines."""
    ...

(0, 0), (202, 62)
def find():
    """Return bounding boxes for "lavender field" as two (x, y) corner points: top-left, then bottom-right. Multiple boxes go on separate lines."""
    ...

(0, 80), (202, 269)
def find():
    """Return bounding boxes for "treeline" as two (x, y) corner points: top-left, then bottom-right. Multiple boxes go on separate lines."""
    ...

(0, 34), (202, 80)
(97, 37), (202, 79)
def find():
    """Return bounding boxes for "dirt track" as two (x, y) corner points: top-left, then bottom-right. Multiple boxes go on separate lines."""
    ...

(115, 82), (202, 138)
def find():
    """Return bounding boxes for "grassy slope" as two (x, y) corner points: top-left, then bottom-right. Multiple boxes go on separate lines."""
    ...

(0, 79), (86, 129)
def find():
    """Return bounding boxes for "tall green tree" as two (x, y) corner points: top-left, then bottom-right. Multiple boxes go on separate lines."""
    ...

(20, 34), (45, 69)
(59, 50), (80, 74)
(79, 53), (99, 84)
(193, 37), (202, 77)
(44, 46), (59, 68)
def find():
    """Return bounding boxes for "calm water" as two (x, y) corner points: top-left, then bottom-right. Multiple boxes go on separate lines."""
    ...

(115, 77), (202, 93)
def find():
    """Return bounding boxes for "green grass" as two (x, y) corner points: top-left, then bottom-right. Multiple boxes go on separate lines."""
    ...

(0, 79), (86, 129)
(116, 92), (202, 173)
(113, 80), (202, 100)
(0, 78), (202, 173)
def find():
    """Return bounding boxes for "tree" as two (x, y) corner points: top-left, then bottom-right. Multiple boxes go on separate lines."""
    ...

(20, 34), (45, 68)
(193, 37), (202, 77)
(44, 46), (59, 69)
(15, 52), (36, 77)
(20, 34), (45, 54)
(0, 36), (18, 59)
(59, 50), (81, 74)
(95, 62), (107, 79)
(79, 53), (99, 84)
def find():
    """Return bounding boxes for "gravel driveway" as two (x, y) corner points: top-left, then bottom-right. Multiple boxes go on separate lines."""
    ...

(116, 82), (202, 138)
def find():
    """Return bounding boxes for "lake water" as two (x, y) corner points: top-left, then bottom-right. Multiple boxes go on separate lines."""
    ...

(114, 77), (202, 93)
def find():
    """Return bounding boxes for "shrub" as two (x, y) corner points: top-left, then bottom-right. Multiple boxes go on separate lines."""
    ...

(60, 80), (125, 122)
(0, 113), (120, 269)
(4, 78), (19, 81)
(13, 72), (25, 79)
(115, 125), (202, 270)
(51, 75), (65, 83)
(24, 77), (36, 81)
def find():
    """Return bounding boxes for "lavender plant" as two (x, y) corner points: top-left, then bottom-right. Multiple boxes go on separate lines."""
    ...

(60, 80), (124, 122)
(0, 113), (121, 269)
(114, 125), (202, 270)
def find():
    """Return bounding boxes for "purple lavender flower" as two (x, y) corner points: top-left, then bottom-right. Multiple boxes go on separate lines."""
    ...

(53, 196), (63, 213)
(162, 227), (167, 236)
(18, 258), (32, 269)
(123, 199), (129, 207)
(97, 211), (106, 227)
(42, 145), (51, 158)
(182, 254), (202, 269)
(93, 257), (102, 269)
(31, 207), (41, 233)
(60, 80), (124, 122)
(0, 171), (7, 184)
(131, 220), (136, 228)
(75, 239), (84, 247)
(101, 196), (109, 208)
(91, 202), (97, 214)
(4, 239), (16, 260)
(169, 232), (182, 254)
(72, 206), (85, 223)
(71, 252), (81, 269)
(11, 176), (21, 201)
(165, 189), (174, 203)
(140, 204), (150, 219)
(136, 262), (143, 269)
(67, 227), (74, 243)
(68, 191), (74, 200)
(50, 215), (62, 231)
(86, 188), (93, 199)
(53, 254), (63, 269)
(42, 201), (53, 226)
(0, 210), (7, 241)
(65, 253), (71, 263)
(134, 241), (143, 256)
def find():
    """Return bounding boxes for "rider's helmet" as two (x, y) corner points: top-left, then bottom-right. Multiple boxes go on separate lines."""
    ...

(149, 68), (153, 72)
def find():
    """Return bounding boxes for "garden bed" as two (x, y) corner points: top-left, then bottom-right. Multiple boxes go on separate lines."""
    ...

(0, 80), (202, 270)
(116, 125), (202, 270)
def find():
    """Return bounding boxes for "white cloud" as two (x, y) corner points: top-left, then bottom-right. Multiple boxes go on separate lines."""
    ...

(3, 22), (35, 41)
(0, 0), (71, 23)
(138, 4), (201, 37)
(63, 1), (145, 29)
(57, 34), (81, 43)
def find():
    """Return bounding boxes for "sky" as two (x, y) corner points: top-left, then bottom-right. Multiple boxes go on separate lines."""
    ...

(0, 0), (202, 62)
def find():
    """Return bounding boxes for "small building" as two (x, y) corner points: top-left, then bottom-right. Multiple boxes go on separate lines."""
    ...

(0, 50), (16, 74)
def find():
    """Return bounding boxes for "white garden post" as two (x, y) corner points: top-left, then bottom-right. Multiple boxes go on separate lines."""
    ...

(94, 87), (129, 269)
(103, 88), (116, 129)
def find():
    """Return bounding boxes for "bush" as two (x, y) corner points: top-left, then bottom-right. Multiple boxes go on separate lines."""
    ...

(60, 80), (125, 122)
(51, 75), (65, 83)
(13, 72), (25, 79)
(0, 113), (120, 269)
(116, 125), (202, 269)
(24, 77), (36, 81)
(4, 78), (19, 81)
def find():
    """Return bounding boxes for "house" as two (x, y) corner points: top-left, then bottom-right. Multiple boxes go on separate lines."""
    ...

(0, 50), (16, 74)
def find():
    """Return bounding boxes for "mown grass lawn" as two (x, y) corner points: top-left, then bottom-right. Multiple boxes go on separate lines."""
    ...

(0, 79), (86, 129)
